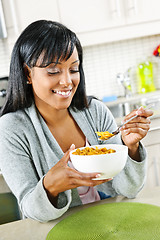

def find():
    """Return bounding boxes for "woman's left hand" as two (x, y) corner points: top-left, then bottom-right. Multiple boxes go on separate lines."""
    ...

(120, 106), (153, 160)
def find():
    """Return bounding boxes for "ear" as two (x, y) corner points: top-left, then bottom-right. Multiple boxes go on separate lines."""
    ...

(24, 64), (32, 84)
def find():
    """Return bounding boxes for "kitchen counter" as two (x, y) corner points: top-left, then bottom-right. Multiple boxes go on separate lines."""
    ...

(0, 186), (160, 240)
(105, 90), (160, 107)
(104, 90), (160, 126)
(115, 110), (160, 129)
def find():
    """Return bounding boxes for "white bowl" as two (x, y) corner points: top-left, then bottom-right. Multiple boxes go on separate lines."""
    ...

(70, 144), (128, 180)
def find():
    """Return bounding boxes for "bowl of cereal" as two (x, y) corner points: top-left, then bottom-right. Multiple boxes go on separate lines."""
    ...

(70, 144), (128, 180)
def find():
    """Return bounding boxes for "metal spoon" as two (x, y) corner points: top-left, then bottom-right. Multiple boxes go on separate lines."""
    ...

(98, 103), (155, 141)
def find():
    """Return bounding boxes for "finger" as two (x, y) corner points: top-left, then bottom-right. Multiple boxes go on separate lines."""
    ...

(68, 169), (101, 180)
(69, 144), (75, 151)
(121, 122), (150, 131)
(124, 109), (137, 120)
(132, 116), (151, 124)
(67, 169), (112, 185)
(121, 127), (147, 137)
(61, 144), (75, 164)
(91, 179), (113, 186)
(68, 173), (112, 188)
(124, 107), (153, 122)
(62, 167), (113, 190)
(122, 116), (151, 127)
(136, 106), (153, 118)
(91, 177), (113, 184)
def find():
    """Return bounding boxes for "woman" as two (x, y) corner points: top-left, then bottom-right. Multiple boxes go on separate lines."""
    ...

(0, 20), (153, 222)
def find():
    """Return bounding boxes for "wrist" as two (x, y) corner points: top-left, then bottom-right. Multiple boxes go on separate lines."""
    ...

(128, 143), (141, 162)
(128, 142), (139, 153)
(43, 176), (59, 206)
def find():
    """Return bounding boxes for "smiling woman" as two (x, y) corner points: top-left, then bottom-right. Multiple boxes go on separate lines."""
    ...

(0, 20), (153, 223)
(25, 48), (80, 111)
(1, 20), (87, 114)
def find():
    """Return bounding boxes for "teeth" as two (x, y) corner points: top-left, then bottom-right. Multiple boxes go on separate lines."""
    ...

(53, 90), (71, 96)
(57, 90), (69, 96)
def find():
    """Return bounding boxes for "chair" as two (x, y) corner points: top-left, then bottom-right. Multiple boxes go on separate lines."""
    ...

(0, 192), (21, 225)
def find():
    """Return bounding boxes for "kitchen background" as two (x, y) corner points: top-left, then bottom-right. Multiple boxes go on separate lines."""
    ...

(0, 0), (160, 225)
(1, 24), (160, 99)
(1, 0), (160, 99)
(83, 36), (160, 98)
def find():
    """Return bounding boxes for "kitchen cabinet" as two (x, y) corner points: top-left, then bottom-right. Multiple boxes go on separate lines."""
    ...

(2, 0), (60, 36)
(124, 0), (160, 25)
(145, 144), (160, 188)
(58, 0), (160, 46)
(14, 0), (60, 32)
(57, 0), (125, 33)
(58, 0), (160, 29)
(2, 0), (160, 46)
(142, 119), (160, 188)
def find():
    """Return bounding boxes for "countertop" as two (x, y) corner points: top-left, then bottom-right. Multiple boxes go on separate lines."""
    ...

(105, 90), (160, 107)
(115, 110), (160, 129)
(105, 90), (160, 127)
(1, 186), (160, 240)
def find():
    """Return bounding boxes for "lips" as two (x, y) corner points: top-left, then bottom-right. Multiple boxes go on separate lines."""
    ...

(52, 89), (72, 97)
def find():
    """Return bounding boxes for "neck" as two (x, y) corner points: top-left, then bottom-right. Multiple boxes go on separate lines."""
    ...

(36, 103), (70, 127)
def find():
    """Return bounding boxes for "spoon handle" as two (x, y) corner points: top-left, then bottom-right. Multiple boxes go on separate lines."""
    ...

(118, 114), (138, 130)
(113, 103), (155, 135)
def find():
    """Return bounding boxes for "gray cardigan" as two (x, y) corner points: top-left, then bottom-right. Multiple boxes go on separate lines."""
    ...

(0, 99), (147, 222)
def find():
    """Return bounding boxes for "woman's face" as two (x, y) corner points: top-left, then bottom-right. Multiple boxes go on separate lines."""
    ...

(28, 48), (80, 111)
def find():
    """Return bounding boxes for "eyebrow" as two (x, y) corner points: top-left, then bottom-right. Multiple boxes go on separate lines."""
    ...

(51, 60), (80, 65)
(71, 60), (80, 64)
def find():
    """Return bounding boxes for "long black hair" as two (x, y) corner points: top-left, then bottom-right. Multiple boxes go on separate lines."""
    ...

(0, 20), (89, 116)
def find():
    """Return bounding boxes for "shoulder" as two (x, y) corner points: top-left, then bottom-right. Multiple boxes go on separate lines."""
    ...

(73, 98), (115, 130)
(0, 110), (24, 126)
(84, 98), (117, 132)
(87, 98), (111, 117)
(89, 98), (106, 108)
(0, 108), (31, 134)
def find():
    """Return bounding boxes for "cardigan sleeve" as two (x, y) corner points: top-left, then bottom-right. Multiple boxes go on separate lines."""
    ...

(21, 177), (72, 222)
(89, 99), (147, 198)
(0, 118), (72, 222)
(111, 142), (147, 198)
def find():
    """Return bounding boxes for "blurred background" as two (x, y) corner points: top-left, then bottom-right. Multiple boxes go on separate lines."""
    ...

(0, 0), (160, 225)
(1, 0), (160, 99)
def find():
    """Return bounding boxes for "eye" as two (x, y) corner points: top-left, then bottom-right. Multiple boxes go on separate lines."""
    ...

(47, 71), (59, 75)
(47, 68), (60, 75)
(70, 67), (79, 73)
(70, 70), (79, 73)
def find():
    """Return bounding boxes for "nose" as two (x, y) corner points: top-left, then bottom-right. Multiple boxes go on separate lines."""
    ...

(59, 71), (72, 86)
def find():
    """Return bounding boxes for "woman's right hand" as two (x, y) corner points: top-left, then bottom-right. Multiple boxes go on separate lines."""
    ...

(43, 144), (111, 201)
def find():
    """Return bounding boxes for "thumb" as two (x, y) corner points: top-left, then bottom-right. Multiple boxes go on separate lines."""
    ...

(69, 144), (76, 151)
(62, 144), (75, 164)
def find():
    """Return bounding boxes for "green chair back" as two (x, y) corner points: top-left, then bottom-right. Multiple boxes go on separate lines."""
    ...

(0, 192), (21, 225)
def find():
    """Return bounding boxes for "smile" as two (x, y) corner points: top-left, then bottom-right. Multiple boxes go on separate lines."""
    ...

(52, 89), (72, 97)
